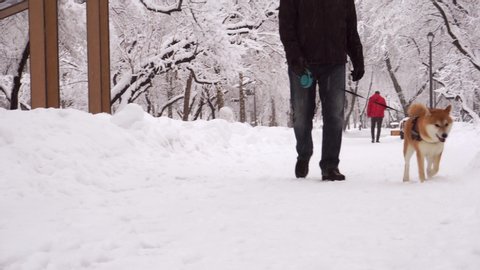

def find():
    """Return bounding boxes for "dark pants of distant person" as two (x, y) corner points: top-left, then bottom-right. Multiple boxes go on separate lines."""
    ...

(289, 64), (345, 171)
(371, 117), (383, 142)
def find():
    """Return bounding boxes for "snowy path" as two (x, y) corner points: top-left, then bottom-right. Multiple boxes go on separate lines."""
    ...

(1, 105), (480, 270)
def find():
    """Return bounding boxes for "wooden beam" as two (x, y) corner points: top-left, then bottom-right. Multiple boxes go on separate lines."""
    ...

(0, 1), (28, 20)
(87, 0), (111, 114)
(28, 0), (60, 109)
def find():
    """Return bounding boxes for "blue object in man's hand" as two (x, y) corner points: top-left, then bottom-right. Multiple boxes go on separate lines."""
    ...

(300, 69), (313, 88)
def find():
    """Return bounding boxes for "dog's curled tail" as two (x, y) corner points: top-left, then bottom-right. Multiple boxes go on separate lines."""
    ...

(408, 103), (429, 117)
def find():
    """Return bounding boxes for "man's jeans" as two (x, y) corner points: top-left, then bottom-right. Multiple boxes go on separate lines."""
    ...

(371, 117), (383, 142)
(289, 64), (345, 171)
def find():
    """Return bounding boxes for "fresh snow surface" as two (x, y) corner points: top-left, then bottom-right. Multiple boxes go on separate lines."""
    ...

(1, 104), (480, 270)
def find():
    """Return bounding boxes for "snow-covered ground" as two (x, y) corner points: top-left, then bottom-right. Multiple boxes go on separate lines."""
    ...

(1, 104), (480, 270)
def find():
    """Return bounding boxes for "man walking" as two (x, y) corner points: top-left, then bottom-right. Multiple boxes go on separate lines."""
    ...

(279, 0), (364, 180)
(367, 91), (387, 143)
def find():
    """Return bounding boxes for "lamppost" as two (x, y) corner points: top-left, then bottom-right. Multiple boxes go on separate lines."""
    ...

(427, 32), (435, 108)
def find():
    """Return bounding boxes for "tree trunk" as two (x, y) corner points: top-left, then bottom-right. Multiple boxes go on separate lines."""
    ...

(287, 108), (293, 128)
(344, 62), (358, 131)
(344, 81), (358, 131)
(355, 94), (362, 129)
(216, 85), (224, 110)
(359, 70), (375, 130)
(167, 71), (176, 118)
(182, 70), (194, 121)
(239, 72), (246, 123)
(145, 91), (153, 115)
(269, 98), (278, 127)
(203, 86), (216, 119)
(473, 88), (480, 116)
(385, 54), (408, 114)
(193, 94), (204, 120)
(252, 86), (257, 126)
(10, 41), (30, 110)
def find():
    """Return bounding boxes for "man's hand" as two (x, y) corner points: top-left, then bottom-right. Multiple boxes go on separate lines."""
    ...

(351, 64), (365, 81)
(291, 57), (308, 76)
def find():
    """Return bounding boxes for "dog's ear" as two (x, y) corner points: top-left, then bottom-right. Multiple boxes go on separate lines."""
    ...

(445, 105), (452, 113)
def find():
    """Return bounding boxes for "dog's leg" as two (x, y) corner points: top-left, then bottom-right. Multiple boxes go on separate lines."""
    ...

(426, 155), (434, 178)
(430, 152), (443, 177)
(403, 144), (414, 182)
(416, 150), (426, 182)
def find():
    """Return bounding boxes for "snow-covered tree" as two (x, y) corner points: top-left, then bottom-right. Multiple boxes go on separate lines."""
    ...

(1, 0), (478, 126)
(0, 11), (29, 109)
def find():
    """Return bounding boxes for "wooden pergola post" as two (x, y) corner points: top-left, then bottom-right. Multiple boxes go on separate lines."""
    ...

(2, 0), (111, 113)
(28, 0), (60, 109)
(86, 0), (111, 114)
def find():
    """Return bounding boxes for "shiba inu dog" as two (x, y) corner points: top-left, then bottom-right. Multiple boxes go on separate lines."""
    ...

(403, 103), (453, 182)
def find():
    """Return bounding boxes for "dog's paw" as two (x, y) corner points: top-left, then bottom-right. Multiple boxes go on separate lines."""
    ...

(428, 169), (439, 178)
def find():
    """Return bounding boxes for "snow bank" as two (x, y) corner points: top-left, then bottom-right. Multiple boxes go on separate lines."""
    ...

(0, 104), (293, 197)
(218, 106), (236, 122)
(111, 103), (145, 129)
(1, 106), (480, 270)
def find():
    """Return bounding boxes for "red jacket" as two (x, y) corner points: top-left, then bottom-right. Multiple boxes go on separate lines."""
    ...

(367, 93), (387, 118)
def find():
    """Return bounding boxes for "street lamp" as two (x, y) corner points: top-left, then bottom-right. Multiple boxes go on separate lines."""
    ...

(427, 32), (435, 108)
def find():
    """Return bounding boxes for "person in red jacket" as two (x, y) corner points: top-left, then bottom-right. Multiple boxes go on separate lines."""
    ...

(367, 91), (387, 143)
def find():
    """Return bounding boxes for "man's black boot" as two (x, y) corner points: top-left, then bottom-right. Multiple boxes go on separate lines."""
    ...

(295, 159), (309, 178)
(322, 168), (346, 181)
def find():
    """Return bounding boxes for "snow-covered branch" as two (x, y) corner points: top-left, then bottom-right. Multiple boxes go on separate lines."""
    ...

(225, 20), (264, 35)
(159, 93), (184, 116)
(111, 37), (199, 105)
(139, 0), (183, 15)
(186, 66), (221, 85)
(0, 83), (10, 102)
(455, 93), (480, 123)
(431, 0), (480, 71)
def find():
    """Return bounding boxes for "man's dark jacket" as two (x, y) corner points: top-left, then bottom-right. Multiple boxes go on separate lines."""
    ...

(279, 0), (364, 69)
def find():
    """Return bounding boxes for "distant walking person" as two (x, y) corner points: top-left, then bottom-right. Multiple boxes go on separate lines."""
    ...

(367, 91), (387, 143)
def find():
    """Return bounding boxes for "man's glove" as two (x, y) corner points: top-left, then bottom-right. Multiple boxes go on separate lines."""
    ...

(351, 64), (365, 81)
(291, 57), (308, 76)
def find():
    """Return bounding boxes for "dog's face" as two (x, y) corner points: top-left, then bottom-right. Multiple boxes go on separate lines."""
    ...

(425, 105), (453, 143)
